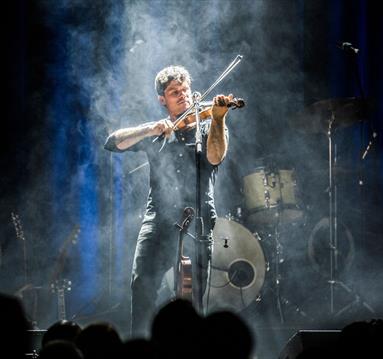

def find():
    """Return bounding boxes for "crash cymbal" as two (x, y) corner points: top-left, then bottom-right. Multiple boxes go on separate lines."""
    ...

(290, 97), (366, 134)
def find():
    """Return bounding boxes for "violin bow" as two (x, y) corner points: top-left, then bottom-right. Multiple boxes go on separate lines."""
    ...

(154, 54), (243, 151)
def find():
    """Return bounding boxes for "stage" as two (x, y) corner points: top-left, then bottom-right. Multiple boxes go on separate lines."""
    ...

(3, 1), (383, 357)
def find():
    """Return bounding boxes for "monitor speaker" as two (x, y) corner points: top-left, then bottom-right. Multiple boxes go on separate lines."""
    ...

(26, 330), (46, 355)
(278, 330), (341, 359)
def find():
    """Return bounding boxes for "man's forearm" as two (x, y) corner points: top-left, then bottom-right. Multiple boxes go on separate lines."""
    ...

(207, 117), (228, 165)
(104, 124), (152, 152)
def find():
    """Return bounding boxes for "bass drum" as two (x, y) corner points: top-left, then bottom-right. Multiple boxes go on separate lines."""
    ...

(205, 218), (266, 313)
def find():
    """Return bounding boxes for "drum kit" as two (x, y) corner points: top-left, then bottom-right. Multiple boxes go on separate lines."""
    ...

(206, 97), (374, 322)
(207, 160), (305, 320)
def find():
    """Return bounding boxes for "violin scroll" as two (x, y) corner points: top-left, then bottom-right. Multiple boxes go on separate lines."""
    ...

(227, 97), (245, 109)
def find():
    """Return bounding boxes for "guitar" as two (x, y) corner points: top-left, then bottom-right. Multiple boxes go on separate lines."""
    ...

(49, 225), (80, 321)
(175, 207), (194, 300)
(50, 278), (71, 321)
(48, 225), (80, 284)
(11, 212), (28, 285)
(11, 213), (41, 327)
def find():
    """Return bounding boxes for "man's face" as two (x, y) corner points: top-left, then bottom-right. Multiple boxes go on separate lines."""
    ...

(159, 80), (192, 120)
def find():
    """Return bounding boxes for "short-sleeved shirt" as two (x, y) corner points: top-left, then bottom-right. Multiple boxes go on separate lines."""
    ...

(129, 120), (228, 233)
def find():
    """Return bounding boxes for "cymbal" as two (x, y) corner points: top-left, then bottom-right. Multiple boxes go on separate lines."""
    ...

(290, 97), (367, 134)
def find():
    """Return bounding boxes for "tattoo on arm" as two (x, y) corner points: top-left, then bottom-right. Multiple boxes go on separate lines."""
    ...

(104, 124), (152, 151)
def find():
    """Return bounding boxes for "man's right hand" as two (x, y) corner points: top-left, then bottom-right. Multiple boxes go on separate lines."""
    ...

(149, 119), (174, 138)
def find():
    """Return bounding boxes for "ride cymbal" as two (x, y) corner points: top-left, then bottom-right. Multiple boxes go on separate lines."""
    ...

(290, 97), (367, 134)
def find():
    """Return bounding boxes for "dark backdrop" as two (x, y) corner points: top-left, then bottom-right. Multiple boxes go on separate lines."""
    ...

(2, 0), (382, 355)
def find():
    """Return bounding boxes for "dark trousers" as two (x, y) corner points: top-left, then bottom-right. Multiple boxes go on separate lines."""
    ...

(130, 217), (177, 337)
(130, 214), (212, 338)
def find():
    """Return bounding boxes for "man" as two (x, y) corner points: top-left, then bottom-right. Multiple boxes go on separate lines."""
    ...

(104, 65), (231, 337)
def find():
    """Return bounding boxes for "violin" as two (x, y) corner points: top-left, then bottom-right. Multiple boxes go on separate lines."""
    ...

(173, 97), (246, 132)
(175, 207), (194, 301)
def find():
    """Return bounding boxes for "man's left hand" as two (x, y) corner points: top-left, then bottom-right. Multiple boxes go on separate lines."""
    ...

(212, 94), (233, 122)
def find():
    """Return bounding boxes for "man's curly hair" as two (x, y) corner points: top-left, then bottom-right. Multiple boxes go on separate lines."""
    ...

(155, 65), (192, 96)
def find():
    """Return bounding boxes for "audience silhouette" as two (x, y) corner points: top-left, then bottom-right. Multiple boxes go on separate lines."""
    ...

(39, 340), (84, 359)
(201, 310), (254, 359)
(0, 293), (31, 359)
(2, 291), (382, 359)
(41, 320), (82, 348)
(120, 338), (157, 359)
(151, 298), (203, 359)
(75, 322), (122, 359)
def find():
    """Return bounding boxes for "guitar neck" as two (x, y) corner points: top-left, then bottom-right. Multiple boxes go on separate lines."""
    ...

(57, 288), (67, 321)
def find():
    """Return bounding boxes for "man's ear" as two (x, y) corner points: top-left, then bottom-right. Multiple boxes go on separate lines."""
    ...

(158, 95), (167, 107)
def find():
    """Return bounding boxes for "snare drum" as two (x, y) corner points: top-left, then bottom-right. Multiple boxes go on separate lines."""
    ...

(243, 167), (303, 227)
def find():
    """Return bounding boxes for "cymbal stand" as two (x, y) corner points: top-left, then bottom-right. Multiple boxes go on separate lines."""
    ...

(327, 113), (376, 318)
(327, 114), (339, 314)
(268, 202), (310, 323)
(333, 280), (375, 318)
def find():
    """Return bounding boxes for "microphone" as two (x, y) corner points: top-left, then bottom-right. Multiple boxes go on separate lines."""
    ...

(337, 41), (359, 54)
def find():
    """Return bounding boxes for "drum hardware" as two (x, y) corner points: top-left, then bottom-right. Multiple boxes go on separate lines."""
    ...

(270, 207), (289, 323)
(250, 207), (310, 324)
(308, 217), (355, 277)
(241, 160), (310, 322)
(327, 115), (346, 314)
(307, 217), (375, 318)
(290, 96), (367, 316)
(330, 280), (375, 317)
(225, 205), (244, 224)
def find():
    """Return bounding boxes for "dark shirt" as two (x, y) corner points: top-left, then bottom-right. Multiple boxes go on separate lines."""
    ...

(107, 120), (228, 233)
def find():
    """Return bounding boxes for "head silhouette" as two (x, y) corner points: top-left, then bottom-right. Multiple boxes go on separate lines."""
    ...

(75, 322), (122, 359)
(201, 310), (254, 359)
(42, 320), (82, 347)
(151, 298), (203, 359)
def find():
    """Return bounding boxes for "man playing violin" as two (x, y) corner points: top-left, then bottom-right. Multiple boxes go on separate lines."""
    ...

(104, 65), (232, 337)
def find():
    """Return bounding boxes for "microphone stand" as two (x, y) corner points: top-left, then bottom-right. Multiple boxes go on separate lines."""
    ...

(193, 91), (205, 313)
(191, 55), (243, 314)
